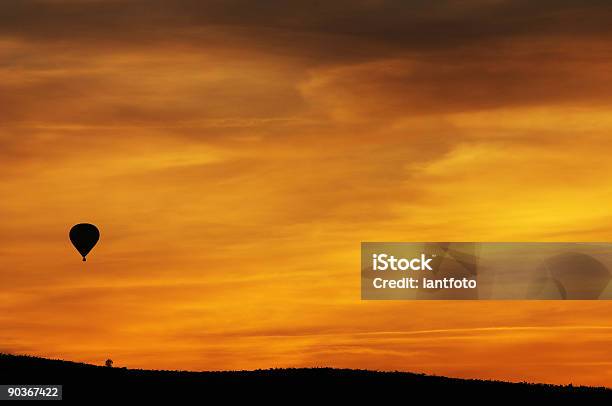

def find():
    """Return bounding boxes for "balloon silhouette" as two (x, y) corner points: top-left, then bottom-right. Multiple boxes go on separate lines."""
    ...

(69, 223), (100, 261)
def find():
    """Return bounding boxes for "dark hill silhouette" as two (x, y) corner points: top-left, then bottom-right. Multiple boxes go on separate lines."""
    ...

(1, 353), (610, 401)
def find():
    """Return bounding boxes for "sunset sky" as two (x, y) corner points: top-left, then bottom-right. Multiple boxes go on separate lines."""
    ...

(2, 0), (612, 387)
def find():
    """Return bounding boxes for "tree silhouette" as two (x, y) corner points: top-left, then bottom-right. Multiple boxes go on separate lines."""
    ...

(105, 359), (113, 368)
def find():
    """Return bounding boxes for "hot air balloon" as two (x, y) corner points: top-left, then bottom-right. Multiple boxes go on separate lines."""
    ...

(69, 223), (100, 261)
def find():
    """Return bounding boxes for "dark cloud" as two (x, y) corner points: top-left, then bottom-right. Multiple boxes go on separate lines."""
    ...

(1, 0), (611, 127)
(302, 44), (612, 116)
(1, 1), (612, 61)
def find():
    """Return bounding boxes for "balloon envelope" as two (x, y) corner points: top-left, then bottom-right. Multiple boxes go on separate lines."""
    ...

(69, 223), (100, 261)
